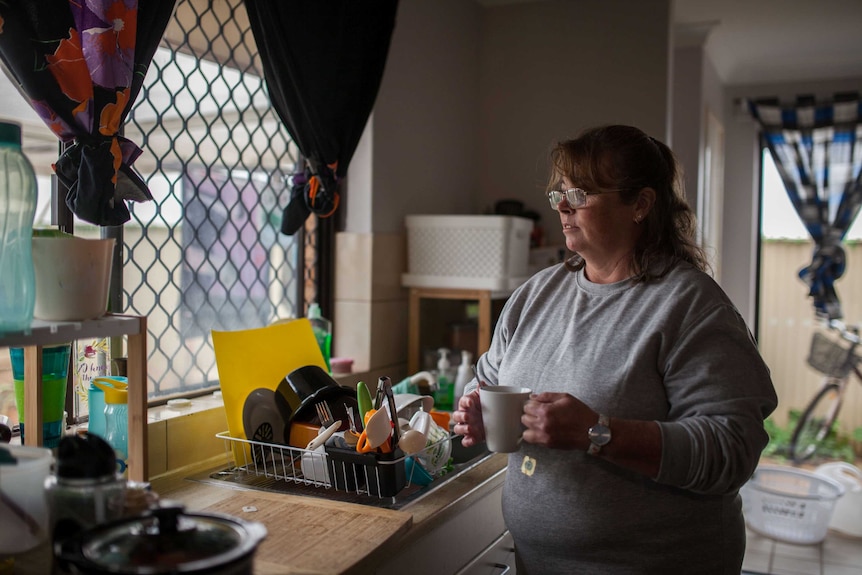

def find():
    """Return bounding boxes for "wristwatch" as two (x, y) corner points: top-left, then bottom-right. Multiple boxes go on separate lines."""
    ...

(587, 414), (611, 455)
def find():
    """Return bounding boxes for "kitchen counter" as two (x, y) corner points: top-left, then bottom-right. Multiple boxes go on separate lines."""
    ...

(7, 452), (507, 574)
(148, 451), (508, 574)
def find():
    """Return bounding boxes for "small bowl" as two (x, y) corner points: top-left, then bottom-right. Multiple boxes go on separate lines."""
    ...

(393, 393), (434, 420)
(405, 456), (434, 486)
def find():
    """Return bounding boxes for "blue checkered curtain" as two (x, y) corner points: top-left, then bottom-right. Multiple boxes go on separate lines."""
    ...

(749, 93), (862, 320)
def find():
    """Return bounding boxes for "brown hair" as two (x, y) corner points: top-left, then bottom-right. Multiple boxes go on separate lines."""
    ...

(548, 125), (709, 280)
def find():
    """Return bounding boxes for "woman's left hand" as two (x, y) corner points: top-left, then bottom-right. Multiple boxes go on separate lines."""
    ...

(522, 392), (594, 449)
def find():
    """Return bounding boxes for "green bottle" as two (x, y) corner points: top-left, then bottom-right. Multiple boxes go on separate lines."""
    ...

(307, 303), (332, 373)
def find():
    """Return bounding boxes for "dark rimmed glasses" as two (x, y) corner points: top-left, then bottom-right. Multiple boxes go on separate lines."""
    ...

(547, 188), (624, 210)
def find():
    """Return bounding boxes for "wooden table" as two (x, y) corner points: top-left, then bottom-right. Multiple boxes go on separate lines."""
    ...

(407, 287), (512, 374)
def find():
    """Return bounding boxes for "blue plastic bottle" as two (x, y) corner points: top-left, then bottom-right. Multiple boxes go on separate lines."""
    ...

(0, 121), (37, 334)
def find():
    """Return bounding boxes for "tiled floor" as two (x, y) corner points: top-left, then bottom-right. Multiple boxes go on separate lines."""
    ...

(743, 528), (862, 574)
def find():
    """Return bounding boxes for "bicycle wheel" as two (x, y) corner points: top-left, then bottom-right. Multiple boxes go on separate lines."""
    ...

(788, 380), (843, 463)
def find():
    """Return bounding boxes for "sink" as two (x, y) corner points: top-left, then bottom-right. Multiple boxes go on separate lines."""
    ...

(190, 434), (492, 510)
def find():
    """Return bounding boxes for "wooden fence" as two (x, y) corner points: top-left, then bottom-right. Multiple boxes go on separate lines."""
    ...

(759, 240), (862, 436)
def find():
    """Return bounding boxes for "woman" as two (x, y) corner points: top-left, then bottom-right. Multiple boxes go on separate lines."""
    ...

(452, 125), (777, 574)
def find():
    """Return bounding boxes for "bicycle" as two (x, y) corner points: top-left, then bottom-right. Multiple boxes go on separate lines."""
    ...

(788, 319), (862, 463)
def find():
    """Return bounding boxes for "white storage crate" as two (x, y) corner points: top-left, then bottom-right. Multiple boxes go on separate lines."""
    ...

(402, 215), (533, 291)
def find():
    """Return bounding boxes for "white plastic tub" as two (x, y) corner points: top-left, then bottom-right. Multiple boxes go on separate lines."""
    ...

(402, 215), (533, 291)
(0, 444), (53, 554)
(741, 465), (845, 545)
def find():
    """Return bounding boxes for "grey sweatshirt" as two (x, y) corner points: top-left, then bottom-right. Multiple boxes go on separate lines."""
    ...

(468, 261), (777, 574)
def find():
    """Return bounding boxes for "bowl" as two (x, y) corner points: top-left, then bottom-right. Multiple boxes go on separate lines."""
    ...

(32, 237), (115, 321)
(393, 393), (434, 420)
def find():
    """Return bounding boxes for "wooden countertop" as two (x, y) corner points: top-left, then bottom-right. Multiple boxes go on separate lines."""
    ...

(151, 452), (508, 574)
(8, 452), (506, 574)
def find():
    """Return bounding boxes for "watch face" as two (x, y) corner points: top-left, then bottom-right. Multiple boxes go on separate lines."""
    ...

(588, 424), (611, 446)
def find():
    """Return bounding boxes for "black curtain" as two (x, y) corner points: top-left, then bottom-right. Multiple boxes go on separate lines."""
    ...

(244, 0), (399, 235)
(0, 0), (176, 226)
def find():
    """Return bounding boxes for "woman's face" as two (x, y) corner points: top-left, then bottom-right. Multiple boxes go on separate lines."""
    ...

(554, 177), (641, 268)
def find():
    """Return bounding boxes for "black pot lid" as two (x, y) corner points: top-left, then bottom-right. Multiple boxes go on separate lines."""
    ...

(77, 506), (266, 573)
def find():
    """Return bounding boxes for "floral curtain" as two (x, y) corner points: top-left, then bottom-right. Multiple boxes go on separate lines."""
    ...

(749, 93), (862, 320)
(0, 0), (176, 226)
(243, 0), (399, 235)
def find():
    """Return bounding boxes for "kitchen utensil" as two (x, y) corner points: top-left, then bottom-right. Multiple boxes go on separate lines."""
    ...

(380, 377), (401, 448)
(280, 366), (358, 430)
(356, 381), (373, 421)
(242, 388), (292, 449)
(356, 409), (392, 454)
(46, 434), (128, 546)
(392, 393), (434, 420)
(306, 421), (341, 452)
(288, 421), (322, 449)
(409, 410), (432, 436)
(300, 445), (330, 486)
(415, 421), (452, 476)
(315, 401), (335, 428)
(405, 456), (435, 486)
(55, 504), (267, 575)
(397, 429), (427, 455)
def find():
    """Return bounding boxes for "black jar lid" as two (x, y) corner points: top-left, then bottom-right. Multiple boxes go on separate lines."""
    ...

(56, 433), (117, 479)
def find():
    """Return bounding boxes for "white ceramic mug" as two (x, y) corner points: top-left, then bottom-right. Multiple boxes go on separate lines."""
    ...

(479, 386), (531, 453)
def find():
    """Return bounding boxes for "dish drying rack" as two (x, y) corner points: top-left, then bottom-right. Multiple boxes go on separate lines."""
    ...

(215, 430), (451, 499)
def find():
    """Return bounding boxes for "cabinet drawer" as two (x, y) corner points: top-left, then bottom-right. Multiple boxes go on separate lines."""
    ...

(455, 530), (515, 575)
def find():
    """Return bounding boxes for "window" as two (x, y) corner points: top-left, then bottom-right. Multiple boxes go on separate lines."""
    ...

(0, 0), (324, 435)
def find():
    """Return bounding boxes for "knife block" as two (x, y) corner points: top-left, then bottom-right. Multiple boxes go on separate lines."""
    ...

(325, 446), (406, 497)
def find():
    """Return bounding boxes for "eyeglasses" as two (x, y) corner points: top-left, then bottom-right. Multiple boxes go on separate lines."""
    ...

(547, 188), (623, 210)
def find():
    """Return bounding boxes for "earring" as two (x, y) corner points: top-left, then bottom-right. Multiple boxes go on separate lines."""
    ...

(634, 215), (642, 223)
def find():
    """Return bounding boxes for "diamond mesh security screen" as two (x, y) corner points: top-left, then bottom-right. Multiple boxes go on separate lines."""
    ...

(115, 0), (318, 399)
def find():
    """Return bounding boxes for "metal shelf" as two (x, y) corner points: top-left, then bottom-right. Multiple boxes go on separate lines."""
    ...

(0, 314), (149, 481)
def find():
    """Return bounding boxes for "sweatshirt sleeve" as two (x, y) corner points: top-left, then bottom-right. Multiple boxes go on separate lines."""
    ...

(654, 303), (778, 494)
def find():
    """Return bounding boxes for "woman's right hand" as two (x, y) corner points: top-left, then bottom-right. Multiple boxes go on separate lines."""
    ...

(452, 384), (485, 447)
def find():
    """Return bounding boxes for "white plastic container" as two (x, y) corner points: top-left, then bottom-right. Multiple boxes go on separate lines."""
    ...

(814, 462), (862, 537)
(32, 236), (115, 321)
(0, 444), (53, 554)
(402, 215), (533, 291)
(740, 465), (845, 545)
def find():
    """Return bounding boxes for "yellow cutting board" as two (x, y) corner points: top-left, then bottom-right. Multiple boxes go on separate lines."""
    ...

(212, 319), (326, 458)
(202, 491), (412, 574)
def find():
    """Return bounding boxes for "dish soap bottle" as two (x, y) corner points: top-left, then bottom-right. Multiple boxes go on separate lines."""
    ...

(307, 303), (332, 373)
(433, 348), (455, 411)
(454, 350), (473, 406)
(0, 121), (37, 334)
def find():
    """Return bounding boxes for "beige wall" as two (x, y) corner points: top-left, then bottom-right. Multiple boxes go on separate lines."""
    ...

(336, 0), (674, 377)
